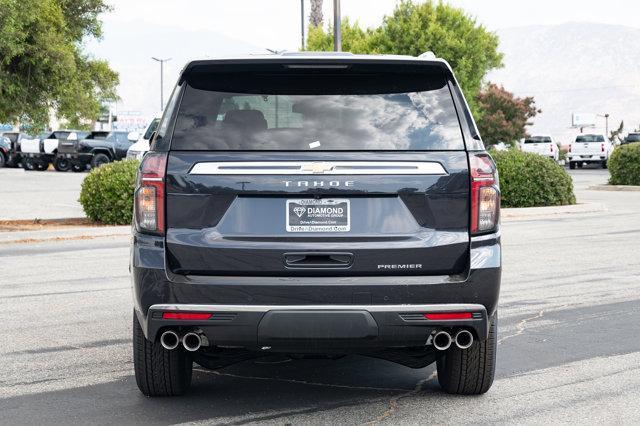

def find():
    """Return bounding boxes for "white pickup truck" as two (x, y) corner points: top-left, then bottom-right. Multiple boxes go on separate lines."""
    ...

(20, 130), (88, 171)
(520, 136), (559, 161)
(567, 134), (613, 169)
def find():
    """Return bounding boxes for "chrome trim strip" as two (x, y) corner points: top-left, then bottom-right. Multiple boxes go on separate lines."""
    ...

(470, 244), (501, 269)
(189, 161), (448, 176)
(470, 231), (501, 242)
(150, 303), (485, 313)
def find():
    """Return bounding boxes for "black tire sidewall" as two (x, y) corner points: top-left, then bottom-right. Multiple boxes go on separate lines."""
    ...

(91, 153), (110, 169)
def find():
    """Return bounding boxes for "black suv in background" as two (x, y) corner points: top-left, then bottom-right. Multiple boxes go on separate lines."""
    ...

(56, 130), (134, 171)
(131, 53), (501, 397)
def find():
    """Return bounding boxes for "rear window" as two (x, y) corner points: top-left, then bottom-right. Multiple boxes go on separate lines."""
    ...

(4, 133), (18, 142)
(626, 133), (640, 142)
(171, 67), (464, 151)
(86, 132), (110, 140)
(524, 136), (551, 143)
(50, 131), (71, 140)
(576, 135), (604, 142)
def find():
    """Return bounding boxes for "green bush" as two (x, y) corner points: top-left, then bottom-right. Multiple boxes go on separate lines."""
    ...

(609, 144), (640, 185)
(491, 150), (576, 208)
(79, 160), (140, 224)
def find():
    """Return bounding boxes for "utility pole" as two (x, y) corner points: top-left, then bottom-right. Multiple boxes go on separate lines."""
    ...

(300, 0), (305, 50)
(151, 57), (171, 111)
(597, 113), (610, 136)
(333, 0), (341, 51)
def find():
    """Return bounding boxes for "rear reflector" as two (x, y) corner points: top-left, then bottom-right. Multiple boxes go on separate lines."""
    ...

(162, 312), (212, 320)
(424, 312), (473, 320)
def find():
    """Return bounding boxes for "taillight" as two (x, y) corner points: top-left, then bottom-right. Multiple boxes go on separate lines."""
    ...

(569, 144), (572, 153)
(550, 144), (553, 152)
(470, 154), (500, 235)
(135, 152), (167, 234)
(601, 143), (605, 152)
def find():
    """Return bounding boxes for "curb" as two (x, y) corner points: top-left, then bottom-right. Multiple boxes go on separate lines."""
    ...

(588, 184), (640, 192)
(502, 203), (606, 221)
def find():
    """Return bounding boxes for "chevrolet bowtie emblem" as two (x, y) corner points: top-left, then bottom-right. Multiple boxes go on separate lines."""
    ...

(301, 163), (334, 174)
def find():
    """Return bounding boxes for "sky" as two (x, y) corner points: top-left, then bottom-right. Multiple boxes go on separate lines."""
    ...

(88, 0), (640, 126)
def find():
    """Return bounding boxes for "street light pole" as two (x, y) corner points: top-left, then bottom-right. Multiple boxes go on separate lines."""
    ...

(333, 0), (341, 51)
(597, 113), (610, 136)
(300, 0), (305, 50)
(151, 57), (171, 111)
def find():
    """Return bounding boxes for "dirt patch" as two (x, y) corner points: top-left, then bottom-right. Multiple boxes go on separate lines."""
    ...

(0, 218), (111, 231)
(2, 233), (128, 245)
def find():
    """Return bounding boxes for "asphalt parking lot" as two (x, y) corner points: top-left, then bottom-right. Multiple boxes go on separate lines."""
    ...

(0, 168), (86, 220)
(1, 167), (639, 424)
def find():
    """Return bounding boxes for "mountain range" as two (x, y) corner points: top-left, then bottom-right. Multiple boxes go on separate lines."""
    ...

(489, 22), (640, 142)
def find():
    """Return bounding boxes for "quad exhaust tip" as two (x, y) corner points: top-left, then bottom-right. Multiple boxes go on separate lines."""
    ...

(454, 329), (474, 349)
(433, 331), (452, 351)
(160, 330), (180, 350)
(182, 332), (202, 352)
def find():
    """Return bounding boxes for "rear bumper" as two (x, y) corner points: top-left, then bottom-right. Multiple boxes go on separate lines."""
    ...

(22, 152), (52, 161)
(568, 155), (606, 162)
(56, 152), (93, 164)
(131, 231), (501, 350)
(145, 303), (488, 352)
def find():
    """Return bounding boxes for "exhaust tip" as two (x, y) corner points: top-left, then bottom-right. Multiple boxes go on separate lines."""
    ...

(182, 332), (202, 352)
(160, 330), (180, 350)
(433, 330), (452, 351)
(455, 329), (474, 349)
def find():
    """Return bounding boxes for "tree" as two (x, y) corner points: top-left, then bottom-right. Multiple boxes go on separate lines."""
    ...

(309, 0), (323, 27)
(475, 84), (540, 147)
(609, 120), (624, 143)
(0, 0), (118, 129)
(305, 0), (503, 115)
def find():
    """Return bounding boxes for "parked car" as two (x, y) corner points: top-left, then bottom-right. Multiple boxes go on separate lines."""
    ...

(126, 115), (161, 160)
(0, 136), (9, 167)
(520, 135), (559, 161)
(567, 134), (613, 169)
(131, 52), (501, 397)
(622, 132), (640, 145)
(56, 130), (136, 171)
(20, 130), (88, 171)
(0, 131), (31, 167)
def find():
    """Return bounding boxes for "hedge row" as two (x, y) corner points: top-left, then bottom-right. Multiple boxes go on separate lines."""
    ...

(491, 150), (576, 208)
(609, 143), (640, 185)
(79, 159), (139, 224)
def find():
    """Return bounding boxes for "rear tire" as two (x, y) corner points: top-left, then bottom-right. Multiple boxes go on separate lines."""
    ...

(437, 312), (497, 395)
(601, 160), (608, 169)
(22, 158), (35, 171)
(133, 312), (193, 396)
(91, 153), (110, 169)
(35, 161), (49, 171)
(577, 162), (583, 168)
(53, 158), (70, 172)
(71, 163), (85, 172)
(0, 154), (5, 168)
(569, 161), (575, 169)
